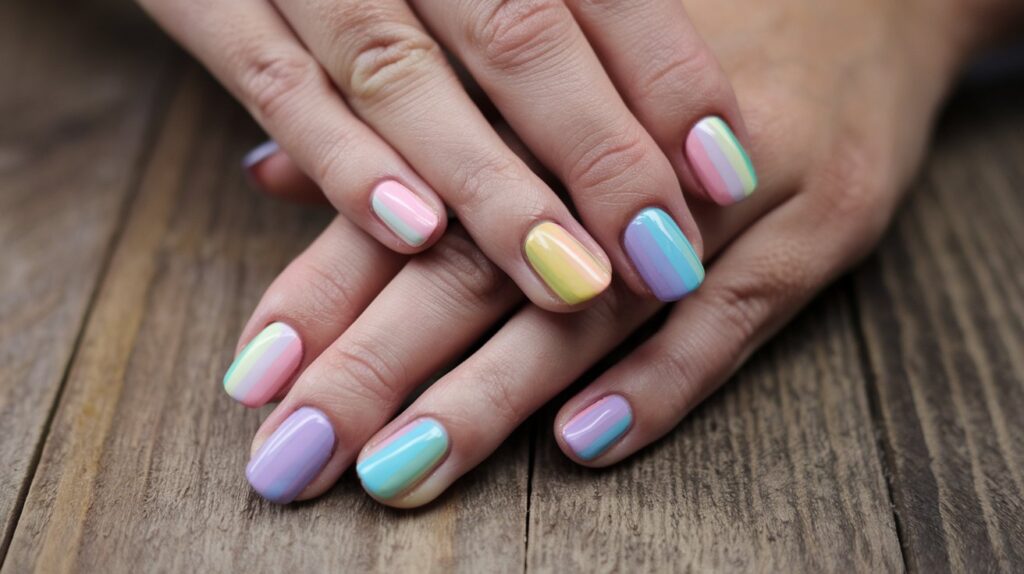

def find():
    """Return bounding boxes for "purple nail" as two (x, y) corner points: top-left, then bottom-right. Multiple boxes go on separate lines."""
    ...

(246, 407), (335, 504)
(561, 395), (633, 461)
(242, 140), (279, 172)
(624, 207), (704, 302)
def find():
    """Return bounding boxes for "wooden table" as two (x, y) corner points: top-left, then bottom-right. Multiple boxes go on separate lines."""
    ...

(2, 1), (1022, 572)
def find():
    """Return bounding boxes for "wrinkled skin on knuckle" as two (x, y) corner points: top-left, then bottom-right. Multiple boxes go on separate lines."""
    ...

(414, 230), (515, 317)
(565, 123), (653, 200)
(317, 339), (408, 409)
(236, 50), (327, 123)
(466, 0), (574, 72)
(344, 24), (442, 107)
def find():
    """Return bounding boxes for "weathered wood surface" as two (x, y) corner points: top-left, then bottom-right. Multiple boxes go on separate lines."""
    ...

(0, 0), (170, 556)
(0, 0), (1022, 571)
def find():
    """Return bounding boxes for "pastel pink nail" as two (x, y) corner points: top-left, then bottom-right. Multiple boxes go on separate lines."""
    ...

(562, 395), (633, 461)
(370, 180), (439, 247)
(223, 322), (302, 408)
(685, 117), (757, 205)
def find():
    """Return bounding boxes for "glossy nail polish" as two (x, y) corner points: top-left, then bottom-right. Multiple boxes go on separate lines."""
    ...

(246, 407), (335, 504)
(524, 222), (611, 305)
(371, 180), (440, 247)
(624, 207), (704, 301)
(242, 140), (279, 185)
(562, 395), (632, 461)
(357, 418), (448, 500)
(685, 117), (757, 205)
(223, 322), (302, 408)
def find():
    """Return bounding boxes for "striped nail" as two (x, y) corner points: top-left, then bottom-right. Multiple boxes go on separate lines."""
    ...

(246, 407), (335, 504)
(223, 322), (302, 408)
(357, 418), (449, 500)
(562, 395), (632, 461)
(685, 117), (757, 205)
(624, 207), (704, 301)
(371, 180), (439, 247)
(524, 222), (611, 305)
(242, 140), (280, 187)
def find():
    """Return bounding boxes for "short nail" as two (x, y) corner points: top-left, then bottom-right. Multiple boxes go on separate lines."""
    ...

(242, 140), (280, 180)
(562, 395), (633, 461)
(246, 407), (335, 504)
(524, 222), (611, 305)
(685, 117), (757, 205)
(624, 207), (704, 301)
(356, 418), (448, 500)
(371, 180), (440, 247)
(223, 322), (302, 408)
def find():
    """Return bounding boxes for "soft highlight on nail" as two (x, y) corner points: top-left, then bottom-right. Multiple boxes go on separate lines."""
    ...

(524, 222), (611, 305)
(242, 140), (279, 171)
(357, 418), (449, 500)
(562, 395), (633, 461)
(223, 322), (302, 408)
(624, 207), (704, 301)
(370, 180), (439, 247)
(685, 117), (757, 205)
(246, 407), (335, 504)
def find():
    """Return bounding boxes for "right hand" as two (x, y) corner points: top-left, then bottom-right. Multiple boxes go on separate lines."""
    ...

(138, 0), (758, 311)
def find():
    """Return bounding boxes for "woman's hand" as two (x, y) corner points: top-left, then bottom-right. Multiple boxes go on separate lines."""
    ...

(226, 0), (992, 505)
(138, 0), (756, 311)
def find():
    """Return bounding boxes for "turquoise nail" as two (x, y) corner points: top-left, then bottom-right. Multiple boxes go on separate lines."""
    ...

(357, 418), (449, 500)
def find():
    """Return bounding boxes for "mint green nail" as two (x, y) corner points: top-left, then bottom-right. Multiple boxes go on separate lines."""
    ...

(356, 418), (448, 500)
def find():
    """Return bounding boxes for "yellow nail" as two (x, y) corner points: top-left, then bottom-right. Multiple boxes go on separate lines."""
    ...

(524, 222), (611, 305)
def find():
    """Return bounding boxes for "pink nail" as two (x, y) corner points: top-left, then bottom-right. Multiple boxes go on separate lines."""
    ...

(370, 180), (439, 247)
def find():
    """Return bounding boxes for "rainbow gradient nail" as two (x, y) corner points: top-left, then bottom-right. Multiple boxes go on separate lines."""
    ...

(685, 117), (757, 205)
(524, 222), (611, 305)
(624, 208), (704, 301)
(223, 322), (302, 408)
(357, 418), (449, 500)
(562, 395), (633, 461)
(371, 180), (439, 247)
(246, 407), (335, 504)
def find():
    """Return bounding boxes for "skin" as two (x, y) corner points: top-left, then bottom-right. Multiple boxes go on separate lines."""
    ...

(238, 0), (1022, 507)
(137, 0), (756, 312)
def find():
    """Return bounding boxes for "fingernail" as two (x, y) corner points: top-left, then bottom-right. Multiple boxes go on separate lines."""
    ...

(357, 418), (449, 500)
(624, 207), (704, 301)
(371, 180), (440, 247)
(246, 407), (335, 504)
(242, 140), (280, 186)
(685, 117), (757, 205)
(562, 395), (632, 461)
(223, 322), (302, 408)
(524, 222), (611, 305)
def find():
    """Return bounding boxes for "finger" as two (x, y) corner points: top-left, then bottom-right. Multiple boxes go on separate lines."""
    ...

(555, 181), (884, 465)
(137, 0), (447, 252)
(223, 216), (404, 407)
(267, 0), (612, 311)
(241, 140), (327, 204)
(565, 0), (758, 206)
(413, 0), (705, 302)
(244, 227), (525, 503)
(353, 284), (659, 507)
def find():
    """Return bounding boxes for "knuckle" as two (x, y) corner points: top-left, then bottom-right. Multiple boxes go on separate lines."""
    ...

(813, 142), (891, 241)
(344, 23), (441, 106)
(565, 123), (652, 197)
(237, 50), (326, 122)
(417, 231), (512, 315)
(467, 0), (574, 71)
(636, 41), (722, 103)
(446, 152), (521, 216)
(695, 260), (806, 344)
(320, 339), (407, 408)
(470, 366), (524, 430)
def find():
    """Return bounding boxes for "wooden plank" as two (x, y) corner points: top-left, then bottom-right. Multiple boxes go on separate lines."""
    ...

(2, 68), (529, 573)
(526, 287), (904, 572)
(856, 84), (1024, 573)
(0, 0), (171, 556)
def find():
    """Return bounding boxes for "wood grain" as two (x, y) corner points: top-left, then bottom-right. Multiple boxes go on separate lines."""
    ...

(856, 83), (1024, 573)
(526, 288), (904, 572)
(0, 0), (170, 556)
(2, 69), (529, 574)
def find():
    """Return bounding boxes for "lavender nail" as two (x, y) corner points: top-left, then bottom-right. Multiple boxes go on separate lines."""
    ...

(562, 395), (633, 461)
(246, 407), (334, 504)
(242, 140), (279, 171)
